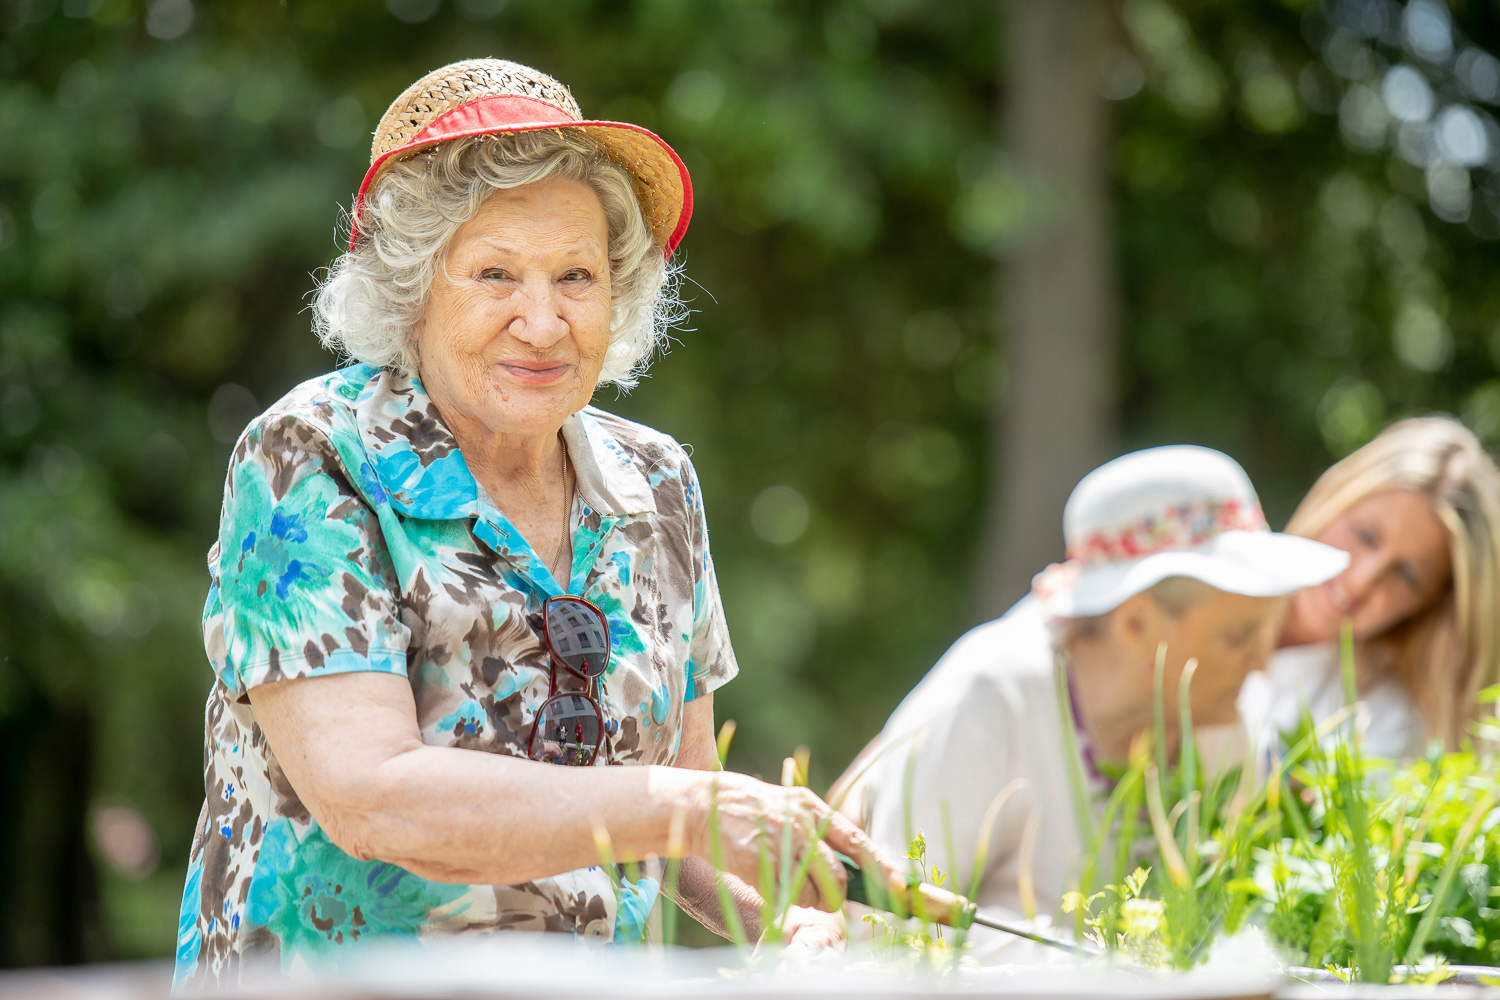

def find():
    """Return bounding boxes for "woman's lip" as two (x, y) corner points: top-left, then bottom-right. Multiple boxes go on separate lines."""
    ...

(498, 361), (570, 384)
(1318, 578), (1352, 617)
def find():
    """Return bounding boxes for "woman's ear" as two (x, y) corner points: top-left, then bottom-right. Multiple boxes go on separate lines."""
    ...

(1109, 589), (1166, 660)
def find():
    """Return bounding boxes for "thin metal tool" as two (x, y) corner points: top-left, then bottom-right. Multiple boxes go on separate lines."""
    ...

(966, 906), (1096, 955)
(837, 854), (1098, 956)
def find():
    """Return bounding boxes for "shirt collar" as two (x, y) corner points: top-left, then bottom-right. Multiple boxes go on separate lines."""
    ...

(565, 407), (657, 518)
(354, 366), (656, 520)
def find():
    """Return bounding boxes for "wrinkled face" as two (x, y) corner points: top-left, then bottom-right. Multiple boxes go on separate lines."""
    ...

(1285, 490), (1452, 645)
(414, 178), (613, 439)
(1156, 591), (1283, 731)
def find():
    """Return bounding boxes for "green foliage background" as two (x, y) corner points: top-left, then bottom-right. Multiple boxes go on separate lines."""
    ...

(3, 0), (1500, 966)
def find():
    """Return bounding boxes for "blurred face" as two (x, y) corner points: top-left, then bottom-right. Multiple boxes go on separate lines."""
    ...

(1069, 586), (1282, 761)
(1097, 588), (1281, 742)
(413, 178), (613, 440)
(1282, 490), (1452, 646)
(1153, 591), (1282, 732)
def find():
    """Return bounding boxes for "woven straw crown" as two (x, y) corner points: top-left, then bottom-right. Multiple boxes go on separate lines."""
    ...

(352, 58), (692, 255)
(371, 59), (585, 156)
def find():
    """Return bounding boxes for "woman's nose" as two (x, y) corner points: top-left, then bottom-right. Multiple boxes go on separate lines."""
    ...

(508, 276), (569, 347)
(1339, 551), (1386, 608)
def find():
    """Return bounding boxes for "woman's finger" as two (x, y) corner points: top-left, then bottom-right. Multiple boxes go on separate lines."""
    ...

(817, 805), (876, 864)
(780, 906), (846, 963)
(786, 791), (852, 909)
(787, 839), (847, 909)
(818, 808), (908, 891)
(809, 840), (848, 908)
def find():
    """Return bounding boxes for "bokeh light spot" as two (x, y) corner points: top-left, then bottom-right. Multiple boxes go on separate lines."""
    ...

(750, 485), (811, 546)
(1392, 298), (1452, 371)
(1318, 379), (1384, 455)
(386, 0), (441, 24)
(92, 804), (160, 880)
(144, 0), (192, 40)
(667, 69), (725, 123)
(208, 383), (260, 445)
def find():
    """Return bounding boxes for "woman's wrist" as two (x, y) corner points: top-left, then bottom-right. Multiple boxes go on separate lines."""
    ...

(645, 764), (715, 859)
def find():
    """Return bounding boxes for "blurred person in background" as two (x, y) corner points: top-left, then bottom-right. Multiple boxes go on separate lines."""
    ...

(1240, 416), (1500, 758)
(830, 447), (1346, 956)
(173, 59), (896, 992)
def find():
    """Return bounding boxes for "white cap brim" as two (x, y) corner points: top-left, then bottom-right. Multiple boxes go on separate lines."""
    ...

(1038, 531), (1350, 618)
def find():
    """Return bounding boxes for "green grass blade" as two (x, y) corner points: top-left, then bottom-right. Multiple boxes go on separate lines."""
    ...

(940, 798), (958, 896)
(1339, 620), (1358, 728)
(1113, 765), (1146, 890)
(1153, 642), (1170, 797)
(1055, 650), (1097, 849)
(1403, 787), (1500, 964)
(1177, 658), (1200, 873)
(705, 779), (749, 947)
(776, 807), (796, 916)
(715, 720), (737, 768)
(661, 854), (681, 947)
(901, 746), (920, 886)
(1331, 626), (1385, 983)
(1082, 758), (1142, 900)
(1145, 764), (1191, 888)
(757, 816), (778, 943)
(967, 780), (1025, 906)
(1178, 658), (1199, 800)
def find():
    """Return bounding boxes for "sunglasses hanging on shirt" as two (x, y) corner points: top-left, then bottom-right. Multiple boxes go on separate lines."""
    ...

(528, 596), (611, 766)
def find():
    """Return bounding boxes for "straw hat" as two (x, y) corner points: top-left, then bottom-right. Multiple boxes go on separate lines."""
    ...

(350, 58), (693, 256)
(1032, 446), (1349, 617)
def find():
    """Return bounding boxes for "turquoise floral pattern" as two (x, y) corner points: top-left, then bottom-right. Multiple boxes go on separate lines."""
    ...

(174, 364), (738, 991)
(250, 821), (467, 961)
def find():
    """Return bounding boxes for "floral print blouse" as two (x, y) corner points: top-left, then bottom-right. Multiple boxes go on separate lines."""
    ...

(173, 364), (738, 991)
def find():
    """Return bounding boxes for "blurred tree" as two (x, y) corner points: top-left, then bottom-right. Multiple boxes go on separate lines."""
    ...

(2, 0), (1500, 966)
(977, 0), (1118, 616)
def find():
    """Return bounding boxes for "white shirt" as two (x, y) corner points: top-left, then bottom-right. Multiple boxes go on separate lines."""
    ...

(857, 597), (1090, 955)
(1237, 642), (1429, 760)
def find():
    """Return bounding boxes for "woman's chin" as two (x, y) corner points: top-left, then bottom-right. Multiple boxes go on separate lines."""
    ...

(483, 381), (590, 431)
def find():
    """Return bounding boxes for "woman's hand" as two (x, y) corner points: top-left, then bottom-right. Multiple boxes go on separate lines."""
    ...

(685, 770), (901, 911)
(761, 905), (846, 962)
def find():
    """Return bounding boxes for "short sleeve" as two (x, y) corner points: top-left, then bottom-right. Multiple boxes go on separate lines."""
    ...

(682, 457), (738, 701)
(205, 412), (410, 699)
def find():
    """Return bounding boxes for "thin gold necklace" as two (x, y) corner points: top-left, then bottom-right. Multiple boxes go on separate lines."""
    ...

(554, 437), (573, 583)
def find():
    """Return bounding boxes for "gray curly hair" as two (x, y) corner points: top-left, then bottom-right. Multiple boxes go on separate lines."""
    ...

(313, 129), (684, 388)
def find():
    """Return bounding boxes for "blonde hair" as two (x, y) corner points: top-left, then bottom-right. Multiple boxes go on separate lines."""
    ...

(1286, 417), (1500, 747)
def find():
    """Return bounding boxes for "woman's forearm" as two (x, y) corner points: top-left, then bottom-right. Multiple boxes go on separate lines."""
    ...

(671, 857), (764, 940)
(252, 671), (715, 886)
(250, 673), (877, 909)
(329, 744), (705, 885)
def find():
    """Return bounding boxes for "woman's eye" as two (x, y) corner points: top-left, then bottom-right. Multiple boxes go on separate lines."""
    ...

(1356, 527), (1378, 547)
(480, 268), (511, 281)
(562, 269), (591, 282)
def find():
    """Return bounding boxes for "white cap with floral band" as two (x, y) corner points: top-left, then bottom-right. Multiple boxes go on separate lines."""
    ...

(1032, 445), (1349, 618)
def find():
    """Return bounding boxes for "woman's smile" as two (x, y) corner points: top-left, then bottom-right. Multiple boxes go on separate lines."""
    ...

(1311, 576), (1354, 621)
(497, 358), (572, 385)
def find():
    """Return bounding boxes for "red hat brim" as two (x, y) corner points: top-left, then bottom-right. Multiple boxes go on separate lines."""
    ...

(350, 93), (693, 258)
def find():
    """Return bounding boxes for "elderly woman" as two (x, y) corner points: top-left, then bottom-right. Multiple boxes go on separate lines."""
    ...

(173, 60), (887, 990)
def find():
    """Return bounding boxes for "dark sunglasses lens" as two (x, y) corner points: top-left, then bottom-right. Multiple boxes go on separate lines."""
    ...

(528, 694), (601, 766)
(545, 599), (611, 678)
